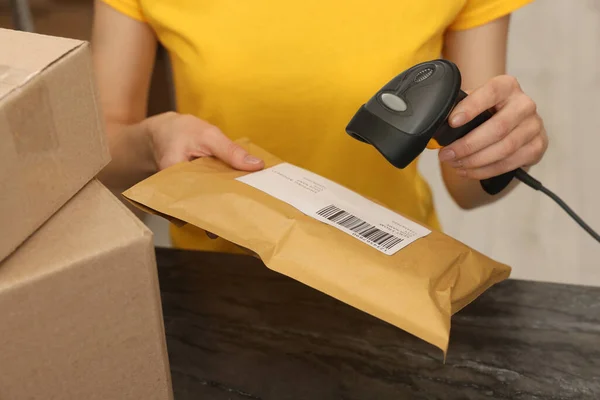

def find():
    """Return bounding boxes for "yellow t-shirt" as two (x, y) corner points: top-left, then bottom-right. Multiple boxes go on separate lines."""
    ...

(102, 0), (532, 253)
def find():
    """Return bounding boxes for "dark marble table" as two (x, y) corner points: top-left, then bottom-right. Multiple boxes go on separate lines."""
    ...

(156, 248), (600, 400)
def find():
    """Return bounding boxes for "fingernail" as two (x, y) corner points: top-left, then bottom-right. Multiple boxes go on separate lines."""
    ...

(439, 149), (455, 162)
(244, 155), (262, 164)
(457, 169), (467, 177)
(450, 113), (466, 126)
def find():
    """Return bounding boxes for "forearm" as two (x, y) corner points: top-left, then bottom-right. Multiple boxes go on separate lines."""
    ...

(92, 1), (161, 190)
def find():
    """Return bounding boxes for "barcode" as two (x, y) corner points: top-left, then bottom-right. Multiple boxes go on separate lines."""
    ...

(316, 205), (403, 250)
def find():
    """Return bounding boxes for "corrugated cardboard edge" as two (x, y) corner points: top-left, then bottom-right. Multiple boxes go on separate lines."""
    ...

(83, 41), (111, 164)
(0, 35), (110, 163)
(0, 36), (85, 102)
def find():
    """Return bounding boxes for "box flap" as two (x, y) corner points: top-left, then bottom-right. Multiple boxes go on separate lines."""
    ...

(0, 180), (151, 291)
(0, 28), (84, 98)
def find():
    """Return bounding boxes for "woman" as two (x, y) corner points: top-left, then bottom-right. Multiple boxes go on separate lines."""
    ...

(92, 0), (548, 253)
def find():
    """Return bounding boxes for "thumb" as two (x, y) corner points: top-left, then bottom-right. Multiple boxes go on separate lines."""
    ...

(203, 127), (264, 171)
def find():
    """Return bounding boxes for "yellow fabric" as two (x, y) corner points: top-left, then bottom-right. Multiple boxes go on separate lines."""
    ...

(103, 0), (533, 254)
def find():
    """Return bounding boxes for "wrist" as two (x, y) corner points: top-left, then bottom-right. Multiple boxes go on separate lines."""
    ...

(143, 111), (178, 171)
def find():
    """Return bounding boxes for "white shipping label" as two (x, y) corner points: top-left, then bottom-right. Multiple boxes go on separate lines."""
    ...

(235, 163), (431, 255)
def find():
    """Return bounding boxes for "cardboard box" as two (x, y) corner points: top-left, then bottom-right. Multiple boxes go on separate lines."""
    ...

(0, 28), (110, 261)
(0, 179), (173, 400)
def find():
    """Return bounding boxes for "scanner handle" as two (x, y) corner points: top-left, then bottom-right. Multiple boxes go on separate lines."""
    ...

(433, 90), (517, 195)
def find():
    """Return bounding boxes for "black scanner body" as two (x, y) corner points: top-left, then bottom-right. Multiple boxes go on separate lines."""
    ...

(345, 59), (516, 195)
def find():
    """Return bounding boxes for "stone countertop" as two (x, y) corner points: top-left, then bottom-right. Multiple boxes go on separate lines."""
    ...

(156, 248), (600, 400)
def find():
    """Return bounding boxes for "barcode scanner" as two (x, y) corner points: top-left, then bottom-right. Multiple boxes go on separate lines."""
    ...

(345, 59), (600, 243)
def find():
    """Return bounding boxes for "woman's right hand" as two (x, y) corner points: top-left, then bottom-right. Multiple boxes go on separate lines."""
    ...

(147, 112), (262, 242)
(147, 111), (265, 172)
(92, 3), (263, 188)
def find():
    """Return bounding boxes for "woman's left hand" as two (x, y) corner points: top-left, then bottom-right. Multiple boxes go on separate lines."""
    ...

(438, 75), (549, 179)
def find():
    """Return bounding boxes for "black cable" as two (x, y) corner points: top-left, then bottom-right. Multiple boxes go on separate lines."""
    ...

(514, 168), (600, 243)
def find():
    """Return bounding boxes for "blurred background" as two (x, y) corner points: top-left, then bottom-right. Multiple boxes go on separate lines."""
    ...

(2, 0), (598, 286)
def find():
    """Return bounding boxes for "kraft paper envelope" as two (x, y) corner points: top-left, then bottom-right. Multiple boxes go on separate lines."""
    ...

(123, 138), (511, 355)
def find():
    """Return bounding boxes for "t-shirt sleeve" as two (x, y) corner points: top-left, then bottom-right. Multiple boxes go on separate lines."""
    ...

(448, 0), (534, 31)
(101, 0), (146, 22)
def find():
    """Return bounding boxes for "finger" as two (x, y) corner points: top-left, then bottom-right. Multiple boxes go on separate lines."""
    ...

(448, 115), (541, 170)
(449, 75), (520, 127)
(201, 127), (264, 171)
(440, 94), (536, 162)
(456, 135), (547, 180)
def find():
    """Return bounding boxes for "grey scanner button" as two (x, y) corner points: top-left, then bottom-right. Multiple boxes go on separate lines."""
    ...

(380, 93), (407, 112)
